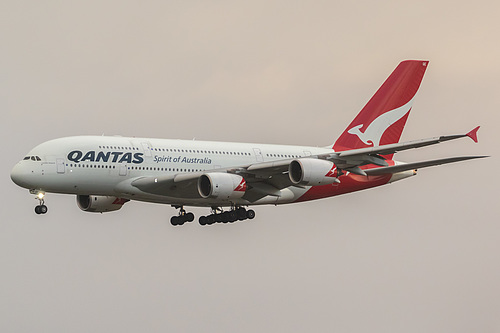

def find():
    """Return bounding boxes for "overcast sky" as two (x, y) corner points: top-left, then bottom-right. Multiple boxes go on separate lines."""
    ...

(1, 1), (499, 332)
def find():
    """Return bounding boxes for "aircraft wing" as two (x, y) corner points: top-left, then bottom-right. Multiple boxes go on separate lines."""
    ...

(128, 127), (483, 201)
(129, 162), (294, 201)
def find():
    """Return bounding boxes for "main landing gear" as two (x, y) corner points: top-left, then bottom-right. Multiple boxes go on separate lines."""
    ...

(170, 206), (195, 226)
(33, 191), (48, 215)
(198, 207), (255, 226)
(170, 205), (256, 226)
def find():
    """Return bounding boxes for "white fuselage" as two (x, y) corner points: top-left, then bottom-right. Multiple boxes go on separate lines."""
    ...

(11, 136), (334, 207)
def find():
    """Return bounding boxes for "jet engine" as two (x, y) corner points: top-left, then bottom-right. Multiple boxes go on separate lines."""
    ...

(198, 173), (247, 200)
(76, 195), (129, 213)
(289, 159), (339, 186)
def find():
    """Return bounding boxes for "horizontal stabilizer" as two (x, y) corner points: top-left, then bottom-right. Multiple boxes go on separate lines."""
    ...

(364, 156), (488, 176)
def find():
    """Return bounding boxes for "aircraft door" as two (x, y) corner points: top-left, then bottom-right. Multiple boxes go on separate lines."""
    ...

(141, 142), (152, 157)
(56, 158), (65, 174)
(253, 148), (264, 162)
(119, 163), (128, 176)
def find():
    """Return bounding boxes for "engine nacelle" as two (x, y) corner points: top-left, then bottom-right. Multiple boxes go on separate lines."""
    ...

(76, 195), (129, 213)
(198, 173), (247, 200)
(289, 159), (339, 186)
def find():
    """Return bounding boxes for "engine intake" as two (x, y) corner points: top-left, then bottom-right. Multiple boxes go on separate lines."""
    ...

(77, 195), (129, 213)
(289, 159), (339, 186)
(198, 173), (247, 200)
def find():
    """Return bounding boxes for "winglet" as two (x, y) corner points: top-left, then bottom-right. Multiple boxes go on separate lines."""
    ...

(466, 126), (480, 143)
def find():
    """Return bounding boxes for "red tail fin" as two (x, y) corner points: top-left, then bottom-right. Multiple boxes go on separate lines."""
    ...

(333, 60), (429, 159)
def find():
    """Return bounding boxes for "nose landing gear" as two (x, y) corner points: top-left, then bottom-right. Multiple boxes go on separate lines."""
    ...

(33, 191), (48, 215)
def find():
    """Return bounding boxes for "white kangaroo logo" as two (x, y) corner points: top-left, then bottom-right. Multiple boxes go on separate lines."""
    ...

(347, 97), (414, 146)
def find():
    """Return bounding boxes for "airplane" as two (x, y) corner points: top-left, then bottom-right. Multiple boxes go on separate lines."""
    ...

(10, 60), (487, 226)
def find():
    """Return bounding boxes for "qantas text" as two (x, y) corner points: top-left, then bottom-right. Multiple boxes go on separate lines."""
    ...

(68, 150), (144, 164)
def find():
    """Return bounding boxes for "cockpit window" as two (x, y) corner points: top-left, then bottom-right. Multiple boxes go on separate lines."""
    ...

(24, 156), (42, 161)
(23, 156), (42, 161)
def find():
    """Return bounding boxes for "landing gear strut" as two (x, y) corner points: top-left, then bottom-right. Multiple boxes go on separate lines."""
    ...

(198, 206), (255, 226)
(170, 205), (194, 226)
(34, 191), (48, 215)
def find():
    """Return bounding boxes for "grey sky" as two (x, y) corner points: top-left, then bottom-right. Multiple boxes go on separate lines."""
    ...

(1, 1), (499, 332)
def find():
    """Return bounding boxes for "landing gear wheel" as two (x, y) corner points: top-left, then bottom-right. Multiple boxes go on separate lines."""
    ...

(35, 205), (48, 215)
(199, 216), (208, 226)
(171, 216), (186, 226)
(170, 216), (179, 226)
(246, 209), (255, 219)
(228, 211), (238, 223)
(237, 208), (247, 220)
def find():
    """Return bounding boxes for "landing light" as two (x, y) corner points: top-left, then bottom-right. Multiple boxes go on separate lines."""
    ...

(38, 192), (45, 200)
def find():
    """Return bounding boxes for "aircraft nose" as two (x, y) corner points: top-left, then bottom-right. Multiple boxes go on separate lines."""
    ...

(11, 163), (28, 188)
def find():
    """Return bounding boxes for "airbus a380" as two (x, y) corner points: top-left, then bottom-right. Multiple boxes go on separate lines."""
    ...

(11, 60), (487, 226)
